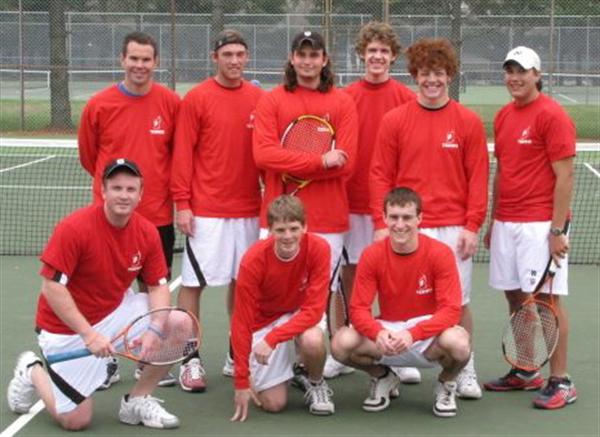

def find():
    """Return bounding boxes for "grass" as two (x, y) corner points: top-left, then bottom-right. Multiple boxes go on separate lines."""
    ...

(1, 99), (598, 140)
(468, 104), (600, 140)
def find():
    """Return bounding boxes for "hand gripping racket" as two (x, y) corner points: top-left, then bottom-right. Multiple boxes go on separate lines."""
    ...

(281, 115), (336, 195)
(46, 307), (201, 366)
(501, 260), (560, 372)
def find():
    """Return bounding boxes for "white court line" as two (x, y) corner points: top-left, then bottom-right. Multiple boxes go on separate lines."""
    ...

(0, 185), (89, 190)
(0, 401), (45, 437)
(0, 153), (78, 158)
(0, 156), (55, 174)
(584, 162), (600, 179)
(0, 276), (182, 437)
(557, 93), (578, 103)
(0, 138), (76, 148)
(4, 139), (595, 151)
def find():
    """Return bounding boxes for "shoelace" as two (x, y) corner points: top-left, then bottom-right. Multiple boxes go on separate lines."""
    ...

(459, 370), (478, 385)
(438, 386), (453, 406)
(188, 359), (205, 379)
(540, 377), (563, 396)
(368, 377), (379, 400)
(305, 383), (333, 404)
(137, 396), (167, 418)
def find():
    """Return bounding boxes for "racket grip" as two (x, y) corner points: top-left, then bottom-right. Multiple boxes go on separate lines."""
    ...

(45, 348), (92, 364)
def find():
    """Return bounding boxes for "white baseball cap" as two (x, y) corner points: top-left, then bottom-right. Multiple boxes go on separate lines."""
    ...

(503, 46), (541, 71)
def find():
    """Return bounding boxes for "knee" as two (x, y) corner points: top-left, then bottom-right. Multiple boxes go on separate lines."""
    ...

(57, 409), (92, 431)
(298, 327), (325, 353)
(331, 327), (359, 362)
(439, 326), (471, 362)
(260, 396), (287, 413)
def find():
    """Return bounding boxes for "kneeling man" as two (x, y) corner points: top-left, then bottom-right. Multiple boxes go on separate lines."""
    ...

(331, 187), (470, 417)
(230, 195), (333, 422)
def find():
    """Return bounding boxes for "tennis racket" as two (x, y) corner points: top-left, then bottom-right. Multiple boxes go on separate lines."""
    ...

(501, 260), (560, 372)
(281, 115), (336, 196)
(326, 253), (349, 339)
(46, 307), (201, 366)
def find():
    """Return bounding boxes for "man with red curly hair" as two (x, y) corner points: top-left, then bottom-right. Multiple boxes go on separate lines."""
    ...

(370, 38), (489, 401)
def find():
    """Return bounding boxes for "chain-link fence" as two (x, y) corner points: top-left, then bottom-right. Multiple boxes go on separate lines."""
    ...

(1, 0), (598, 132)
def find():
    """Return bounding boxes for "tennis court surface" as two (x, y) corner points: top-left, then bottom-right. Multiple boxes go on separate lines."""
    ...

(1, 138), (598, 436)
(1, 259), (598, 436)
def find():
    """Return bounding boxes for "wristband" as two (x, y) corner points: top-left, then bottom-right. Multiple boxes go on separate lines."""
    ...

(148, 324), (167, 340)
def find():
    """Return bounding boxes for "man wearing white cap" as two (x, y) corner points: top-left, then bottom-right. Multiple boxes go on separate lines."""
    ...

(483, 46), (577, 410)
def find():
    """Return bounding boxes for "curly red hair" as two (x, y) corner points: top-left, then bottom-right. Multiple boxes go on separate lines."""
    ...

(406, 38), (458, 78)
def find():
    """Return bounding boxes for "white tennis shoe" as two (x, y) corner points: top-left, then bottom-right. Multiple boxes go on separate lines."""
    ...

(393, 367), (422, 384)
(304, 380), (335, 415)
(7, 351), (42, 414)
(456, 353), (482, 399)
(362, 368), (400, 412)
(323, 355), (354, 379)
(119, 395), (179, 429)
(222, 353), (234, 377)
(433, 380), (458, 417)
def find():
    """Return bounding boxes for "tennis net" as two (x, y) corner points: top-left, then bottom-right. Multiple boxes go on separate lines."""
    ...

(0, 139), (598, 264)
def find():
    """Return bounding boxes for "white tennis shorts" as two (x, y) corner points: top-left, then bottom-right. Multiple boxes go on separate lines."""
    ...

(420, 226), (473, 305)
(343, 213), (374, 265)
(489, 220), (569, 295)
(375, 315), (439, 369)
(38, 290), (149, 414)
(182, 217), (259, 287)
(250, 313), (297, 392)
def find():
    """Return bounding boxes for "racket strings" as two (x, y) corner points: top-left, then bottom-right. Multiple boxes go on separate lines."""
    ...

(327, 291), (349, 337)
(504, 302), (558, 369)
(126, 310), (200, 365)
(283, 119), (333, 155)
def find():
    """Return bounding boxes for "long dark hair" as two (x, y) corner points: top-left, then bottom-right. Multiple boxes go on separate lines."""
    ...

(283, 60), (335, 93)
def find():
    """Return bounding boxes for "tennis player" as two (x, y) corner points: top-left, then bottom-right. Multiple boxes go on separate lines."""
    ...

(7, 159), (181, 430)
(331, 21), (417, 381)
(253, 30), (358, 382)
(483, 46), (577, 409)
(171, 29), (264, 392)
(230, 195), (334, 421)
(369, 38), (488, 398)
(331, 187), (470, 418)
(78, 31), (180, 388)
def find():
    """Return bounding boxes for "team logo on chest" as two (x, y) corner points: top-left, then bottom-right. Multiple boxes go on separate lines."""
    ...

(150, 116), (165, 135)
(246, 112), (256, 129)
(517, 126), (532, 144)
(416, 274), (433, 295)
(441, 130), (459, 149)
(128, 250), (143, 272)
(299, 271), (310, 294)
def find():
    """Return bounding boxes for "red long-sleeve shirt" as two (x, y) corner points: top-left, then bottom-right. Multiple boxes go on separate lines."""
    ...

(493, 93), (576, 222)
(78, 83), (180, 226)
(36, 204), (167, 334)
(350, 234), (461, 342)
(231, 233), (330, 389)
(370, 99), (489, 231)
(344, 79), (415, 214)
(171, 78), (264, 217)
(253, 85), (358, 232)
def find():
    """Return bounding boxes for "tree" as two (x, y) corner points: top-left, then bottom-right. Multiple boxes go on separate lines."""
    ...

(48, 0), (72, 129)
